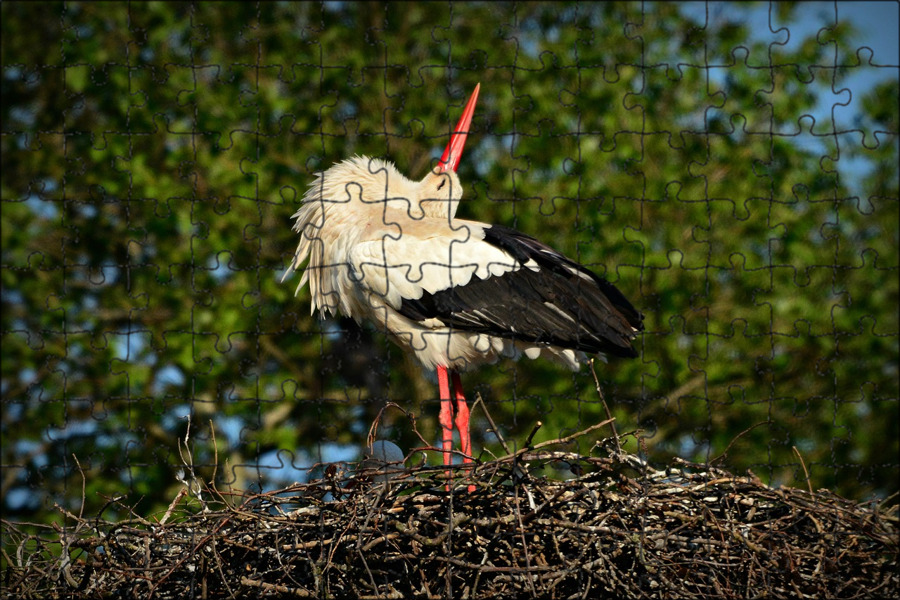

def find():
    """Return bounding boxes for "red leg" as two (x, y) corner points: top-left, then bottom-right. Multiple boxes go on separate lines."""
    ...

(451, 370), (476, 493)
(437, 365), (453, 467)
(450, 371), (472, 463)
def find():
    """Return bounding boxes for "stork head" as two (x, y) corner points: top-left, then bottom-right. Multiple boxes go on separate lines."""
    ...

(418, 83), (479, 219)
(416, 167), (461, 219)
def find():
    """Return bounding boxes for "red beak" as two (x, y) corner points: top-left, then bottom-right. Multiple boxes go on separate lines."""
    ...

(438, 83), (480, 173)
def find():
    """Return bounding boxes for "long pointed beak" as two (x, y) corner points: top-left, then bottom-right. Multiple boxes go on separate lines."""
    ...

(438, 83), (480, 173)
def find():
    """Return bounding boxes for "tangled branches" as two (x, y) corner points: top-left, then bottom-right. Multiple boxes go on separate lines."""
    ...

(3, 430), (897, 599)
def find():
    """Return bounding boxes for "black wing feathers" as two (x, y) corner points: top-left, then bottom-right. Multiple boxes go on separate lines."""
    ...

(398, 225), (644, 358)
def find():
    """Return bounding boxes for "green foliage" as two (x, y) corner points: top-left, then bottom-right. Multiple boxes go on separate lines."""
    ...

(2, 1), (897, 532)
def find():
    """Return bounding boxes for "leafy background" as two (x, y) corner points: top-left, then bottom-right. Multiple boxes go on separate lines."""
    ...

(2, 1), (897, 534)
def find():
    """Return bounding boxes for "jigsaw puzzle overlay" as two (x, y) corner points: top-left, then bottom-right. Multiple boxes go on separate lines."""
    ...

(1, 2), (897, 531)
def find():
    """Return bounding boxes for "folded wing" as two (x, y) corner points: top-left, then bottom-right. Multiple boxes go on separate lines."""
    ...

(350, 221), (643, 359)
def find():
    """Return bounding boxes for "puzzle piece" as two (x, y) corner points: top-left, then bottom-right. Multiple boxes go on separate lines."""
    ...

(2, 3), (897, 531)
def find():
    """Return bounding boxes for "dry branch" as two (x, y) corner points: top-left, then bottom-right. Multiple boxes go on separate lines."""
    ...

(3, 434), (897, 600)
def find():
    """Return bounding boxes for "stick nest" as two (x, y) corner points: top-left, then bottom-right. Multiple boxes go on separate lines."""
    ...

(4, 434), (897, 599)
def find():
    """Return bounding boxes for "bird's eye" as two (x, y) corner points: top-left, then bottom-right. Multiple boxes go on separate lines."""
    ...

(437, 178), (447, 191)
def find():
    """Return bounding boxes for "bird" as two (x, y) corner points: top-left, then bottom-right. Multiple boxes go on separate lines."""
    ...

(284, 84), (643, 481)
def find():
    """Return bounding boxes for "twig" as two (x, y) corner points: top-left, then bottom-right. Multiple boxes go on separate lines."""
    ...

(209, 418), (219, 483)
(495, 418), (615, 464)
(159, 488), (188, 525)
(368, 401), (430, 451)
(523, 421), (543, 448)
(711, 421), (774, 465)
(792, 445), (814, 495)
(72, 454), (87, 520)
(531, 419), (615, 452)
(590, 359), (620, 452)
(473, 392), (512, 456)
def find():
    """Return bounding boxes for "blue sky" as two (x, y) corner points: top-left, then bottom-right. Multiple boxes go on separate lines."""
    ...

(679, 1), (898, 197)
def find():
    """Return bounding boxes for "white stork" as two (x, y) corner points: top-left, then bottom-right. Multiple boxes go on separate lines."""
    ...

(285, 84), (643, 475)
